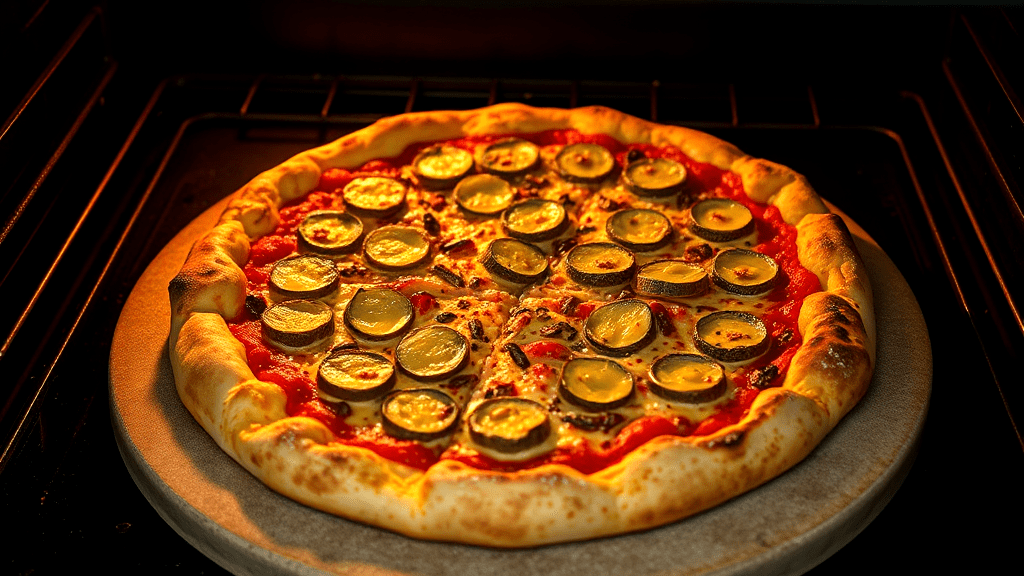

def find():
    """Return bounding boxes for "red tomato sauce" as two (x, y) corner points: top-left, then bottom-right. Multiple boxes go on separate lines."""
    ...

(227, 129), (821, 473)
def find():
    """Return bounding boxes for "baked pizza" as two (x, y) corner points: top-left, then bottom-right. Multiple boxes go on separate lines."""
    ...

(167, 103), (875, 547)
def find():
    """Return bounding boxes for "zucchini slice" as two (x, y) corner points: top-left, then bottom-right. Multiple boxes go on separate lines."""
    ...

(268, 254), (340, 300)
(296, 210), (364, 255)
(648, 353), (727, 403)
(412, 145), (474, 189)
(468, 397), (553, 455)
(689, 198), (755, 242)
(634, 259), (710, 298)
(342, 176), (408, 219)
(558, 357), (635, 411)
(317, 349), (396, 402)
(479, 138), (540, 178)
(482, 238), (550, 285)
(711, 248), (780, 296)
(342, 287), (415, 342)
(501, 198), (569, 242)
(606, 208), (674, 252)
(381, 388), (460, 442)
(623, 157), (687, 197)
(565, 242), (636, 287)
(362, 225), (432, 271)
(261, 299), (335, 350)
(395, 324), (470, 381)
(454, 174), (516, 216)
(555, 143), (616, 183)
(583, 298), (656, 356)
(693, 310), (770, 363)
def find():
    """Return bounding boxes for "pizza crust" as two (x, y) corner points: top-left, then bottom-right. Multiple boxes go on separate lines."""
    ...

(167, 103), (874, 547)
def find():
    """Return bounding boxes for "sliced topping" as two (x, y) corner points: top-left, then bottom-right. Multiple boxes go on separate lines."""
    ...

(317, 350), (396, 402)
(712, 248), (780, 296)
(565, 242), (636, 287)
(555, 143), (616, 183)
(623, 157), (687, 197)
(635, 259), (710, 298)
(261, 299), (334, 350)
(381, 388), (460, 442)
(363, 225), (432, 271)
(479, 138), (540, 178)
(648, 354), (727, 404)
(342, 287), (414, 341)
(268, 254), (340, 300)
(559, 357), (635, 411)
(583, 298), (656, 356)
(468, 397), (553, 456)
(296, 210), (364, 255)
(606, 208), (673, 252)
(482, 238), (549, 285)
(412, 145), (474, 189)
(395, 325), (470, 381)
(453, 174), (516, 216)
(342, 176), (408, 218)
(501, 198), (569, 242)
(694, 310), (770, 363)
(689, 198), (755, 242)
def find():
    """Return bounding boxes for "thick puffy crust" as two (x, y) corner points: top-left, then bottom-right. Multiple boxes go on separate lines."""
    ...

(167, 103), (874, 547)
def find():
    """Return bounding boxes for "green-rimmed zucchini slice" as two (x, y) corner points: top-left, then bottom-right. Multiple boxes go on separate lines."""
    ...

(689, 198), (755, 242)
(559, 357), (635, 411)
(712, 248), (780, 296)
(555, 143), (616, 183)
(261, 299), (335, 350)
(606, 208), (674, 252)
(635, 259), (710, 298)
(454, 174), (516, 216)
(362, 225), (432, 271)
(342, 287), (414, 341)
(296, 210), (364, 255)
(342, 176), (408, 219)
(565, 242), (636, 287)
(583, 298), (656, 356)
(648, 354), (727, 404)
(623, 157), (687, 197)
(412, 145), (474, 189)
(482, 238), (549, 285)
(468, 397), (553, 456)
(395, 324), (470, 381)
(479, 138), (540, 177)
(501, 198), (569, 242)
(381, 388), (460, 442)
(694, 310), (770, 363)
(268, 254), (340, 300)
(317, 350), (395, 402)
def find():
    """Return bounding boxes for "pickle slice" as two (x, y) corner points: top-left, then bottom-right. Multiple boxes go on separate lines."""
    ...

(635, 259), (710, 298)
(606, 208), (674, 252)
(623, 157), (687, 197)
(342, 287), (415, 341)
(648, 354), (727, 403)
(362, 225), (432, 271)
(412, 145), (474, 189)
(381, 388), (460, 442)
(297, 210), (364, 255)
(689, 198), (755, 242)
(395, 325), (470, 381)
(261, 299), (334, 350)
(583, 298), (656, 356)
(454, 174), (516, 216)
(268, 254), (340, 300)
(482, 238), (550, 285)
(317, 350), (395, 402)
(712, 248), (780, 296)
(468, 397), (553, 455)
(694, 310), (770, 363)
(565, 242), (636, 287)
(479, 138), (540, 178)
(342, 176), (408, 218)
(501, 198), (569, 242)
(559, 357), (635, 411)
(555, 143), (616, 183)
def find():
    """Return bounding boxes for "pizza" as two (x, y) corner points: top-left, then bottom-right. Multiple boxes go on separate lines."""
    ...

(166, 103), (874, 547)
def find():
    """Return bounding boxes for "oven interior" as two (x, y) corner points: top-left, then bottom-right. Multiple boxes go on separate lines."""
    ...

(2, 2), (1022, 573)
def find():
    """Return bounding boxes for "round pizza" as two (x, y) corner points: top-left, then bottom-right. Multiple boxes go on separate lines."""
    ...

(166, 103), (875, 547)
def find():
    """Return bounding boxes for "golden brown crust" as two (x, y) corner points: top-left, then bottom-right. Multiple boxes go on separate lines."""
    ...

(167, 103), (874, 547)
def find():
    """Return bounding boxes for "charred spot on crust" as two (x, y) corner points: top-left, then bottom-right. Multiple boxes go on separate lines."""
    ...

(168, 274), (192, 305)
(705, 430), (746, 448)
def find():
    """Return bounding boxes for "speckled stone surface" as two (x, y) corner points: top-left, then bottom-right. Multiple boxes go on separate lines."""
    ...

(109, 201), (931, 576)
